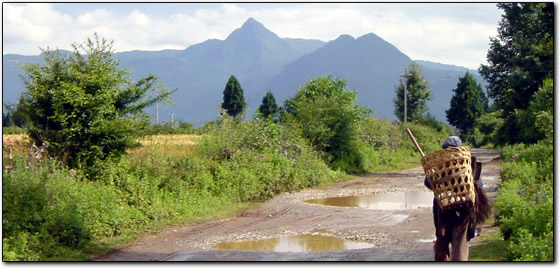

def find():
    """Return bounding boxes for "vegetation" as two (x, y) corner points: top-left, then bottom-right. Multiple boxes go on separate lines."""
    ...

(469, 225), (508, 261)
(257, 90), (279, 120)
(221, 75), (246, 118)
(281, 76), (371, 173)
(3, 58), (451, 260)
(470, 4), (553, 260)
(3, 96), (29, 128)
(493, 138), (553, 261)
(478, 2), (553, 145)
(393, 62), (432, 123)
(472, 110), (503, 147)
(446, 72), (488, 144)
(18, 34), (175, 171)
(144, 121), (195, 135)
(3, 114), (451, 260)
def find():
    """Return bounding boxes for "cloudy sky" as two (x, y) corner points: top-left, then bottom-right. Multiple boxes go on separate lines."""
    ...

(3, 2), (504, 69)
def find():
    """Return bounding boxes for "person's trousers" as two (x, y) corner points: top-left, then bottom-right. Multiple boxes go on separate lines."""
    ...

(434, 209), (470, 261)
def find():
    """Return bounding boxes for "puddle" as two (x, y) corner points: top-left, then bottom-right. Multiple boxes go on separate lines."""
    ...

(213, 234), (374, 252)
(305, 191), (434, 210)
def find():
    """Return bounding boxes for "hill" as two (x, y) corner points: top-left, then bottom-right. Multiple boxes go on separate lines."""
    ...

(2, 18), (485, 125)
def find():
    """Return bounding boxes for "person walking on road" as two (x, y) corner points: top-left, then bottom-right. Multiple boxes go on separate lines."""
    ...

(423, 136), (493, 261)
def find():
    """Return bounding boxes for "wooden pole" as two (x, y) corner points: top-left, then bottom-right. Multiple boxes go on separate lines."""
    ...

(406, 128), (425, 157)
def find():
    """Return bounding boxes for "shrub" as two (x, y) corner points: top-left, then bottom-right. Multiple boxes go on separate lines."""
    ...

(281, 76), (370, 173)
(473, 110), (504, 147)
(494, 140), (553, 261)
(196, 115), (338, 200)
(2, 126), (26, 134)
(19, 34), (174, 170)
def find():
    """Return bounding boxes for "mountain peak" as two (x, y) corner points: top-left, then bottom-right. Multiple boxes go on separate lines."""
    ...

(357, 33), (381, 41)
(226, 17), (278, 43)
(242, 17), (260, 27)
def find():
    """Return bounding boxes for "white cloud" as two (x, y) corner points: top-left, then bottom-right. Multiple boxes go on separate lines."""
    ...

(2, 3), (502, 69)
(4, 3), (72, 45)
(77, 9), (112, 27)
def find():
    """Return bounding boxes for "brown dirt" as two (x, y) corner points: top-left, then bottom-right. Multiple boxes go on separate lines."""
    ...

(95, 149), (501, 261)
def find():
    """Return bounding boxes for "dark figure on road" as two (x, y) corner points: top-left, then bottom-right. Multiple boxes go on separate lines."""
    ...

(423, 136), (493, 261)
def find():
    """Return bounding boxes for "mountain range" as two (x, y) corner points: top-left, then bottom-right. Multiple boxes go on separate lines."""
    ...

(2, 17), (486, 126)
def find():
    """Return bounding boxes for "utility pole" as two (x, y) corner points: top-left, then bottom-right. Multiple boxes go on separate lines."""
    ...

(169, 113), (175, 124)
(400, 74), (412, 124)
(155, 100), (159, 124)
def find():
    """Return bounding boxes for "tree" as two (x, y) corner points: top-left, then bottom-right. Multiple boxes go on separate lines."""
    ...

(20, 34), (175, 169)
(257, 90), (279, 119)
(221, 75), (246, 118)
(2, 95), (30, 128)
(3, 102), (14, 127)
(282, 76), (370, 173)
(393, 62), (432, 123)
(512, 77), (553, 142)
(478, 3), (553, 144)
(446, 72), (488, 142)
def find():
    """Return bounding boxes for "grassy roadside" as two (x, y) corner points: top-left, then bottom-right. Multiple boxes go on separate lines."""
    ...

(469, 218), (508, 261)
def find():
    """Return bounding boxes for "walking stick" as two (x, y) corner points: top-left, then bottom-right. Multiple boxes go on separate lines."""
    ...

(406, 128), (425, 157)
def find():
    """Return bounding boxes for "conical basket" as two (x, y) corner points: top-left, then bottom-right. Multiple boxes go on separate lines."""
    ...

(421, 146), (475, 212)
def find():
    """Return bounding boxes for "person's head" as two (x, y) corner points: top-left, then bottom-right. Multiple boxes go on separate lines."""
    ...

(442, 136), (462, 149)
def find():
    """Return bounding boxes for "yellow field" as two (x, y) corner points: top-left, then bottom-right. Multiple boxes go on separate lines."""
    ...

(139, 134), (201, 146)
(2, 134), (202, 160)
(3, 134), (30, 144)
(132, 134), (202, 158)
(3, 134), (201, 146)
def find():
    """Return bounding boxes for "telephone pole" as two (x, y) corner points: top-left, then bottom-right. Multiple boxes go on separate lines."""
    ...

(169, 113), (175, 124)
(155, 101), (159, 124)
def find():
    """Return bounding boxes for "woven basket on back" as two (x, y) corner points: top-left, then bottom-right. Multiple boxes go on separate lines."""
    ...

(421, 146), (475, 212)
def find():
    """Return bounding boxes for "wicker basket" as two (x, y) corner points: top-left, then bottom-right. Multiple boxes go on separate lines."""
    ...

(421, 146), (475, 212)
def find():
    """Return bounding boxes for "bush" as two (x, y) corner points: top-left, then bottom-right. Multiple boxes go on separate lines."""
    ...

(281, 76), (370, 173)
(418, 113), (454, 136)
(473, 111), (504, 147)
(506, 228), (553, 261)
(494, 140), (553, 261)
(196, 115), (338, 201)
(19, 34), (174, 170)
(3, 158), (121, 259)
(2, 126), (26, 134)
(145, 121), (195, 135)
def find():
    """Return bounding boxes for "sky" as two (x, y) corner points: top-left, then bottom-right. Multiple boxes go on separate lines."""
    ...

(2, 2), (504, 69)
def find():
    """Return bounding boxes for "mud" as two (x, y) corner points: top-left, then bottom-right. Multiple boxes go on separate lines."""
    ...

(95, 148), (500, 261)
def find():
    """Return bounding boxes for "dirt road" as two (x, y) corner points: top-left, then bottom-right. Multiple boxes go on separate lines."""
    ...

(96, 149), (501, 261)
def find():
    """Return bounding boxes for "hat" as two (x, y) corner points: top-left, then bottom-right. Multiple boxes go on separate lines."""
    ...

(442, 136), (462, 149)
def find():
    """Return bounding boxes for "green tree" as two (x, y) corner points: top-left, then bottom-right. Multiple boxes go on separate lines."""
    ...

(257, 90), (279, 119)
(221, 75), (246, 118)
(446, 72), (488, 142)
(513, 78), (553, 142)
(20, 34), (175, 169)
(393, 62), (432, 123)
(478, 3), (553, 145)
(2, 95), (30, 128)
(3, 102), (14, 127)
(473, 110), (503, 146)
(282, 76), (370, 173)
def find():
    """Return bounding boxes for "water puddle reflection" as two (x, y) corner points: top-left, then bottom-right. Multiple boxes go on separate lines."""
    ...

(213, 234), (374, 252)
(305, 191), (434, 210)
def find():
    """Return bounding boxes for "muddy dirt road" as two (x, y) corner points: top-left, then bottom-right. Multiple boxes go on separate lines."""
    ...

(96, 149), (500, 261)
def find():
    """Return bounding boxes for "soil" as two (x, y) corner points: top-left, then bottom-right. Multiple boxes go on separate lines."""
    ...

(95, 149), (501, 261)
